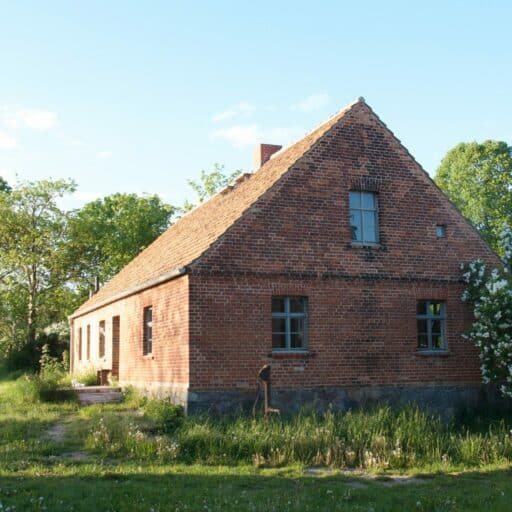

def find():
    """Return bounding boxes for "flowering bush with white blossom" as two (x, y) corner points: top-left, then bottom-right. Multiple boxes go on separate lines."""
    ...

(461, 226), (512, 396)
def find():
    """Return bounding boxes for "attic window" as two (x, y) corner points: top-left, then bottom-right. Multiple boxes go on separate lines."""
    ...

(349, 191), (379, 244)
(436, 225), (446, 238)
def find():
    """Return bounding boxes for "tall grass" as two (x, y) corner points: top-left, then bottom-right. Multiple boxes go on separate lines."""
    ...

(84, 404), (512, 470)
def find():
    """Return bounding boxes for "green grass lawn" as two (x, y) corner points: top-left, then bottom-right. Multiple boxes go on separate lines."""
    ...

(1, 377), (512, 512)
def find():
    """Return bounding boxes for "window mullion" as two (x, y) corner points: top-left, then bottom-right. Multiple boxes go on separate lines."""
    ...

(427, 302), (432, 350)
(285, 298), (291, 350)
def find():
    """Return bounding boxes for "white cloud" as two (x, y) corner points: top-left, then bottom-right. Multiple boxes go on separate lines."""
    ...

(4, 108), (58, 131)
(212, 124), (302, 148)
(96, 149), (113, 159)
(0, 132), (18, 150)
(292, 93), (330, 113)
(212, 101), (255, 123)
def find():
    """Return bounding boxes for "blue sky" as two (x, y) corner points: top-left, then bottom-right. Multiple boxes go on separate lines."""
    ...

(0, 1), (511, 209)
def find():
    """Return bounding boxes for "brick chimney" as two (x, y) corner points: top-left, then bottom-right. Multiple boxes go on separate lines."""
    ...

(253, 144), (282, 169)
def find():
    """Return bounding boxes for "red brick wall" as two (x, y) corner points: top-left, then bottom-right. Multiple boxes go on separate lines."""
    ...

(189, 275), (479, 390)
(71, 275), (189, 389)
(187, 102), (500, 391)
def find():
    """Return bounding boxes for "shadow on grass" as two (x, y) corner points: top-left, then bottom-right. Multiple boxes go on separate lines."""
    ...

(0, 466), (511, 512)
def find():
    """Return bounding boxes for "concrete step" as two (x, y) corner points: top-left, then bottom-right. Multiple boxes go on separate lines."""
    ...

(74, 386), (123, 406)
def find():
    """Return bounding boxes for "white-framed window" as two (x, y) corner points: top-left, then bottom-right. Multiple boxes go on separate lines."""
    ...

(349, 191), (379, 244)
(77, 327), (82, 361)
(143, 306), (153, 355)
(417, 301), (447, 351)
(272, 297), (308, 351)
(98, 320), (106, 358)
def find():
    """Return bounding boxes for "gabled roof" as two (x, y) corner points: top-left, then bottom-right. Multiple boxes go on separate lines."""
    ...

(71, 98), (364, 318)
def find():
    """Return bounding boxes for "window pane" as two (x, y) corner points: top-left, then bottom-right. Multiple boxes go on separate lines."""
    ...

(289, 298), (305, 313)
(290, 333), (305, 349)
(417, 334), (429, 349)
(272, 333), (286, 349)
(416, 302), (427, 315)
(290, 317), (304, 333)
(429, 302), (441, 315)
(417, 319), (428, 334)
(362, 192), (376, 209)
(349, 191), (360, 208)
(272, 297), (286, 313)
(350, 209), (362, 241)
(436, 225), (446, 238)
(272, 318), (286, 333)
(432, 334), (444, 349)
(362, 211), (377, 242)
(431, 319), (442, 334)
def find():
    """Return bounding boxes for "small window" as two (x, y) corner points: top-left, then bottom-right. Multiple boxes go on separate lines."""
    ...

(86, 325), (91, 360)
(272, 297), (308, 351)
(143, 306), (153, 355)
(416, 301), (446, 351)
(436, 225), (446, 238)
(78, 327), (82, 361)
(98, 320), (106, 358)
(349, 191), (379, 244)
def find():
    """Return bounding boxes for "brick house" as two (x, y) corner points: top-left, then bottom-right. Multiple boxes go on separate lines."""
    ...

(69, 98), (500, 413)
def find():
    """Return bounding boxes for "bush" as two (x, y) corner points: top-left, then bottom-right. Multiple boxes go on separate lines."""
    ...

(144, 398), (184, 433)
(9, 373), (76, 404)
(461, 227), (512, 397)
(122, 386), (146, 408)
(73, 366), (98, 386)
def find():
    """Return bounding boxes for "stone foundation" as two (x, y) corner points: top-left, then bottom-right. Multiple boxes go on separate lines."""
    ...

(186, 384), (511, 416)
(124, 382), (512, 416)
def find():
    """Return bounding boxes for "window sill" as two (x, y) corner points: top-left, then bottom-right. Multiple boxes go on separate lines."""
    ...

(350, 242), (382, 249)
(415, 350), (450, 357)
(143, 354), (154, 360)
(269, 351), (312, 359)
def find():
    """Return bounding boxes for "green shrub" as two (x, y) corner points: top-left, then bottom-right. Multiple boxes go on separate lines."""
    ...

(73, 367), (98, 386)
(8, 373), (76, 404)
(144, 398), (184, 433)
(122, 386), (146, 408)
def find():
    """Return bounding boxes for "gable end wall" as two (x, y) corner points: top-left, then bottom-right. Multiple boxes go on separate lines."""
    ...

(186, 102), (500, 411)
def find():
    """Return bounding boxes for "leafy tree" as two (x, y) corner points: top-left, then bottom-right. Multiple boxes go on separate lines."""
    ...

(183, 164), (242, 212)
(67, 193), (175, 294)
(0, 179), (76, 351)
(461, 227), (512, 396)
(0, 176), (11, 193)
(435, 141), (512, 253)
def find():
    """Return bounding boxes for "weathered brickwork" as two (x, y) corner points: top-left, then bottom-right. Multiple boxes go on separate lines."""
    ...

(70, 99), (502, 412)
